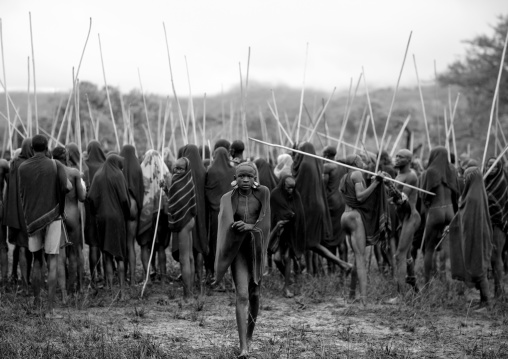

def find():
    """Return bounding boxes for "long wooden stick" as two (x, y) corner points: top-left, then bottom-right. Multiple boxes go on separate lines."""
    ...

(184, 56), (197, 145)
(267, 101), (293, 145)
(413, 54), (432, 151)
(0, 78), (28, 137)
(29, 12), (39, 133)
(354, 107), (368, 153)
(162, 22), (187, 145)
(138, 68), (154, 149)
(98, 34), (120, 151)
(481, 29), (508, 171)
(250, 137), (435, 195)
(0, 18), (11, 149)
(389, 114), (412, 157)
(75, 78), (82, 172)
(362, 67), (379, 151)
(375, 31), (412, 173)
(202, 93), (206, 158)
(307, 87), (336, 142)
(295, 43), (309, 143)
(338, 74), (362, 152)
(300, 124), (369, 153)
(27, 56), (31, 137)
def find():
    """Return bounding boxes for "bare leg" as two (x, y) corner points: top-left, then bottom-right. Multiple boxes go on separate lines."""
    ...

(231, 250), (250, 357)
(32, 250), (43, 306)
(178, 218), (195, 299)
(0, 225), (7, 284)
(126, 219), (138, 285)
(57, 246), (68, 304)
(46, 253), (58, 313)
(394, 213), (420, 294)
(343, 211), (367, 305)
(310, 244), (352, 272)
(283, 249), (293, 297)
(117, 259), (126, 300)
(195, 252), (203, 294)
(157, 246), (167, 280)
(247, 279), (260, 342)
(89, 246), (100, 284)
(492, 227), (505, 298)
(19, 247), (30, 291)
(104, 252), (114, 290)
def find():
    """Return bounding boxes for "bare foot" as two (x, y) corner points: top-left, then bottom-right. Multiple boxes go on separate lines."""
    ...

(283, 288), (294, 298)
(238, 349), (249, 358)
(45, 310), (63, 319)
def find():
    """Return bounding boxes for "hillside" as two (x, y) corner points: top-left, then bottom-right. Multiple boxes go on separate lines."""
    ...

(0, 82), (493, 160)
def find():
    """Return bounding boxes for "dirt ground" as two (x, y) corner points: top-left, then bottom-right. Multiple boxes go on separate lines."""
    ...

(0, 245), (507, 358)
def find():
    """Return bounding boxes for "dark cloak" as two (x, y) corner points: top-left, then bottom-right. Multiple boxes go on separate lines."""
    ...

(84, 141), (106, 247)
(178, 145), (208, 255)
(270, 174), (306, 257)
(339, 168), (391, 246)
(254, 158), (277, 192)
(205, 147), (236, 271)
(19, 153), (69, 236)
(213, 139), (231, 152)
(88, 155), (131, 259)
(3, 139), (33, 247)
(214, 185), (270, 285)
(449, 167), (492, 283)
(292, 142), (333, 248)
(484, 157), (508, 234)
(324, 162), (348, 247)
(120, 144), (144, 215)
(420, 146), (459, 210)
(84, 140), (106, 186)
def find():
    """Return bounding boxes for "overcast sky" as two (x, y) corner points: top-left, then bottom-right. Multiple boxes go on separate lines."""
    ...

(1, 0), (506, 96)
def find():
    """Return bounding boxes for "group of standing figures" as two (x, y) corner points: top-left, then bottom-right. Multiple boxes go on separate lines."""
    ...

(0, 134), (506, 357)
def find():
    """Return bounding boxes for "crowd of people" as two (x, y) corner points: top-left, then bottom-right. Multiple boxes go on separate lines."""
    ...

(1, 133), (507, 357)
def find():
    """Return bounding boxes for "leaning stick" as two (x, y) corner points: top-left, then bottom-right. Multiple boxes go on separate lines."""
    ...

(39, 127), (64, 147)
(157, 99), (162, 151)
(184, 56), (198, 145)
(27, 56), (31, 136)
(75, 78), (82, 173)
(65, 105), (73, 145)
(484, 142), (508, 179)
(202, 93), (206, 158)
(482, 29), (508, 171)
(49, 97), (63, 148)
(375, 31), (412, 173)
(0, 79), (29, 137)
(336, 78), (353, 152)
(250, 137), (435, 195)
(138, 68), (155, 149)
(98, 34), (120, 151)
(0, 19), (11, 147)
(29, 12), (38, 133)
(413, 54), (432, 151)
(338, 74), (362, 151)
(443, 108), (451, 163)
(271, 90), (284, 145)
(354, 107), (368, 153)
(295, 42), (309, 143)
(389, 114), (412, 157)
(267, 101), (293, 145)
(163, 23), (187, 145)
(307, 87), (336, 142)
(445, 92), (461, 141)
(0, 111), (26, 139)
(300, 125), (370, 154)
(362, 115), (370, 148)
(362, 67), (379, 151)
(85, 94), (96, 139)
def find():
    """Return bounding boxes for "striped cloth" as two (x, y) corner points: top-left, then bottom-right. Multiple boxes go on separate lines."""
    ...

(167, 158), (196, 232)
(485, 159), (508, 234)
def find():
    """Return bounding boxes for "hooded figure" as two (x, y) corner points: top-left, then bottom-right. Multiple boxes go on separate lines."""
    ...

(254, 158), (277, 192)
(449, 167), (492, 304)
(204, 147), (236, 274)
(88, 155), (131, 259)
(270, 174), (306, 258)
(120, 145), (144, 218)
(292, 142), (333, 248)
(84, 140), (106, 248)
